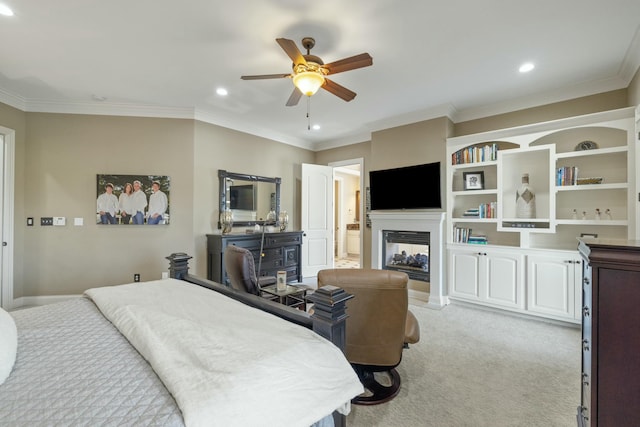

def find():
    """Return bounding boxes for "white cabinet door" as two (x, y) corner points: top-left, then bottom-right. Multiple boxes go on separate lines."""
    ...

(527, 253), (580, 320)
(449, 247), (524, 310)
(347, 230), (360, 255)
(448, 248), (481, 300)
(484, 250), (525, 310)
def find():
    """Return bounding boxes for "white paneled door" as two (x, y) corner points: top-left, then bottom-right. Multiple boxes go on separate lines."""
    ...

(0, 127), (15, 310)
(301, 163), (334, 278)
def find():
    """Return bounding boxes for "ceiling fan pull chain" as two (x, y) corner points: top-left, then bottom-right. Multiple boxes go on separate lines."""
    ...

(307, 96), (311, 130)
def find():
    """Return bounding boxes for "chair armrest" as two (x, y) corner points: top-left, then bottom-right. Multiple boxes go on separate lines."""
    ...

(405, 310), (420, 344)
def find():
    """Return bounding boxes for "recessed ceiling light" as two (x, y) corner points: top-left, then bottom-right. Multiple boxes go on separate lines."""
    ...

(312, 124), (320, 131)
(0, 4), (14, 16)
(216, 88), (228, 96)
(519, 62), (535, 73)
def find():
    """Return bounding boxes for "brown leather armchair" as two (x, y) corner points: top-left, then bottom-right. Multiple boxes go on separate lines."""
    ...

(317, 268), (420, 405)
(224, 245), (276, 296)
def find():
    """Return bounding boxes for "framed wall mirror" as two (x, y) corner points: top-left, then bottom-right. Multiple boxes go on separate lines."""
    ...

(218, 170), (281, 228)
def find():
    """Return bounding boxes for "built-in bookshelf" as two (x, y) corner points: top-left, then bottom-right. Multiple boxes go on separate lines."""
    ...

(445, 107), (636, 323)
(447, 107), (636, 250)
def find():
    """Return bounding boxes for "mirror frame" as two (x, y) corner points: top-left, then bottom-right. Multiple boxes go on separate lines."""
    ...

(218, 169), (281, 228)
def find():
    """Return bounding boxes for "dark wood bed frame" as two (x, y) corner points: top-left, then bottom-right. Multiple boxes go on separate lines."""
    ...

(167, 253), (353, 427)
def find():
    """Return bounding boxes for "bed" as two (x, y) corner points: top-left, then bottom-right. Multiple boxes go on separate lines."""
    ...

(0, 253), (363, 426)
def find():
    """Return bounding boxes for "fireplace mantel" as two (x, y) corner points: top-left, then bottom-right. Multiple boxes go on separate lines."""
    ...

(370, 211), (447, 309)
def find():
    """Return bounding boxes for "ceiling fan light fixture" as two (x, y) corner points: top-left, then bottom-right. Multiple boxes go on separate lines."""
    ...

(293, 71), (325, 96)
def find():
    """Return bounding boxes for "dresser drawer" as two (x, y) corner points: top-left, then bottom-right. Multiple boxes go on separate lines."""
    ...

(266, 233), (302, 247)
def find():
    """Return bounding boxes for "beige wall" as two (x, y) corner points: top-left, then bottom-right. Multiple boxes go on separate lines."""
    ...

(313, 118), (449, 269)
(192, 121), (314, 278)
(1, 82), (637, 298)
(314, 90), (632, 272)
(21, 113), (195, 296)
(454, 90), (629, 136)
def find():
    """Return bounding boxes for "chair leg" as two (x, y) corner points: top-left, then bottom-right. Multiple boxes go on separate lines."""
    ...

(352, 366), (401, 405)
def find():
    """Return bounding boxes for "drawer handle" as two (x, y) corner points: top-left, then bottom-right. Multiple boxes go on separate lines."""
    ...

(581, 406), (589, 421)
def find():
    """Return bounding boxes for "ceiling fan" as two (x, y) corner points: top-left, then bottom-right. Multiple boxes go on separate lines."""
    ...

(241, 37), (373, 106)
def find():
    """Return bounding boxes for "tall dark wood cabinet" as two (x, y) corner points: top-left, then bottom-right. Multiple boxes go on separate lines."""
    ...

(206, 231), (303, 286)
(577, 239), (640, 426)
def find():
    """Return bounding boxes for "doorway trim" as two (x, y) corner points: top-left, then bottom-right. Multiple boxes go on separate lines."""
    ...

(329, 157), (364, 266)
(0, 126), (15, 309)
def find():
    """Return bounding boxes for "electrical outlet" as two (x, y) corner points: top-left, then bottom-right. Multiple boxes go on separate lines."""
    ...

(41, 217), (53, 226)
(134, 273), (140, 282)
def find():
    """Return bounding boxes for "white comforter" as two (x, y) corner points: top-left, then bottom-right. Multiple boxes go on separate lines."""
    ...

(85, 279), (363, 427)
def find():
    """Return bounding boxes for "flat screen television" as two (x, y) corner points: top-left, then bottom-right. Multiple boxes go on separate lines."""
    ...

(229, 184), (255, 211)
(369, 162), (441, 210)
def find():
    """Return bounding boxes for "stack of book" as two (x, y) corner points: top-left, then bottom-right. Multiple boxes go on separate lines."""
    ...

(467, 233), (488, 245)
(463, 208), (480, 217)
(557, 166), (578, 186)
(452, 143), (498, 165)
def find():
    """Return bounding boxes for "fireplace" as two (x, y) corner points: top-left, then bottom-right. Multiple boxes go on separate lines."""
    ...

(370, 211), (446, 309)
(382, 231), (430, 282)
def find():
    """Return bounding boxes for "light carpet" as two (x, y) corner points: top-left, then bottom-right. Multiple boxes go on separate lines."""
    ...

(347, 303), (581, 427)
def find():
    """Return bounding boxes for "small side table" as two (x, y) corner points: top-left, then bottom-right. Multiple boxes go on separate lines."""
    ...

(261, 284), (306, 310)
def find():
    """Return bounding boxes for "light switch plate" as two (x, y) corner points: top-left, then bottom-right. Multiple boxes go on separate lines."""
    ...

(74, 217), (83, 226)
(53, 217), (66, 226)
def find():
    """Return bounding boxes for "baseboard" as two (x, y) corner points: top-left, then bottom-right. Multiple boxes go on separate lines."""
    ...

(13, 294), (81, 308)
(408, 289), (429, 307)
(448, 298), (581, 328)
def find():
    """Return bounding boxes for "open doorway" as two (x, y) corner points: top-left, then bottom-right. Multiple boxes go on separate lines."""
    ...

(331, 160), (363, 269)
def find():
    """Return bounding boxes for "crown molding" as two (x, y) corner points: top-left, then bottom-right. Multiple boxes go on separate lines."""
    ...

(0, 88), (27, 111)
(25, 99), (196, 119)
(193, 108), (315, 151)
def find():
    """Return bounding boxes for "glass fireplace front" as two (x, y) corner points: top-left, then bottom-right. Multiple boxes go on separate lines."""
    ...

(382, 230), (430, 282)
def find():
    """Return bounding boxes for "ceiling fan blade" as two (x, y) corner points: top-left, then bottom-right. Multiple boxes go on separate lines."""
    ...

(323, 53), (372, 75)
(241, 73), (291, 80)
(276, 38), (307, 66)
(322, 78), (357, 102)
(286, 88), (303, 106)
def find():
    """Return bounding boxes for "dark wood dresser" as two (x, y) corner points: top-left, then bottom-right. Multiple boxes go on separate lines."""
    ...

(577, 239), (640, 426)
(206, 231), (303, 286)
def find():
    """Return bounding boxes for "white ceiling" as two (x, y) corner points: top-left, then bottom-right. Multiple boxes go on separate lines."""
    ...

(1, 1), (639, 151)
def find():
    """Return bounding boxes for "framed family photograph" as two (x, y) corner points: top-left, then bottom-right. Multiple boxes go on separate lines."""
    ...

(463, 171), (484, 190)
(96, 174), (171, 225)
